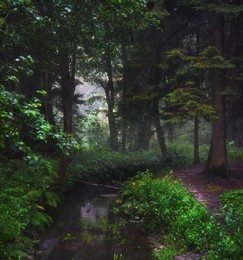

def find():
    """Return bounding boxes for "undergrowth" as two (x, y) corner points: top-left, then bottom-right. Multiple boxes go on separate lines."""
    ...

(114, 171), (243, 259)
(68, 143), (243, 187)
(220, 190), (243, 258)
(68, 144), (204, 186)
(0, 157), (59, 259)
(2, 142), (241, 258)
(68, 149), (164, 185)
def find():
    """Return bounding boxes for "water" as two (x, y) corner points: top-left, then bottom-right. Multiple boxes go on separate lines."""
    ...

(40, 184), (149, 260)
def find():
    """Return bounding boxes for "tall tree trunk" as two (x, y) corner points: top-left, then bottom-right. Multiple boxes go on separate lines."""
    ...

(121, 36), (129, 151)
(42, 71), (56, 153)
(193, 29), (200, 165)
(137, 103), (152, 150)
(152, 96), (167, 155)
(121, 107), (128, 151)
(149, 27), (167, 155)
(105, 48), (118, 151)
(167, 124), (174, 143)
(58, 41), (77, 183)
(193, 114), (200, 164)
(206, 14), (230, 178)
(105, 87), (119, 151)
(59, 46), (75, 134)
(150, 59), (167, 155)
(43, 72), (55, 126)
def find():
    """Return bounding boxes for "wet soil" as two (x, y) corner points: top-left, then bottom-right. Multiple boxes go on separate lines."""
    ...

(173, 160), (243, 215)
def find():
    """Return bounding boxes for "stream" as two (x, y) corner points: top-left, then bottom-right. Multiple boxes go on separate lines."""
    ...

(39, 184), (150, 260)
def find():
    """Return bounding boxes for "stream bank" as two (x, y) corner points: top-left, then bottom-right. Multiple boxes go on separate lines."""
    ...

(38, 184), (150, 260)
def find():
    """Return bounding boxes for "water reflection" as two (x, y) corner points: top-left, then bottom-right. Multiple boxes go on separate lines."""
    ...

(81, 201), (108, 223)
(42, 185), (150, 260)
(46, 186), (116, 260)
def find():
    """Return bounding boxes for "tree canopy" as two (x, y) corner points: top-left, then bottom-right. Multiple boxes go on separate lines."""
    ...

(1, 0), (243, 258)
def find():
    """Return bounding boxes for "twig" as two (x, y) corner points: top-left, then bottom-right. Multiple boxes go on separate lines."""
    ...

(79, 180), (120, 190)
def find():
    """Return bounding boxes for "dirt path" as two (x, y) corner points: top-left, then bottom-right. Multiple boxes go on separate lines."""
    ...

(173, 160), (243, 215)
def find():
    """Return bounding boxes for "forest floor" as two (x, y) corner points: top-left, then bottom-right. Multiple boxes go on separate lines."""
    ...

(172, 161), (243, 260)
(173, 160), (243, 215)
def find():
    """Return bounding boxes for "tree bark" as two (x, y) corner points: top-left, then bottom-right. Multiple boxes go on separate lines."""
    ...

(58, 40), (77, 183)
(193, 115), (200, 164)
(121, 35), (129, 151)
(137, 103), (152, 150)
(43, 72), (55, 126)
(152, 96), (167, 155)
(167, 124), (174, 143)
(104, 48), (118, 151)
(206, 14), (230, 178)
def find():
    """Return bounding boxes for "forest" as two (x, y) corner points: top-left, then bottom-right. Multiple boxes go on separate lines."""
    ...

(1, 0), (243, 259)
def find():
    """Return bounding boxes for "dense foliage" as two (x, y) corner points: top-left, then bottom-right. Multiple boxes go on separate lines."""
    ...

(0, 158), (59, 259)
(0, 86), (52, 157)
(68, 143), (227, 185)
(220, 189), (243, 257)
(1, 0), (243, 258)
(69, 149), (164, 185)
(115, 171), (243, 259)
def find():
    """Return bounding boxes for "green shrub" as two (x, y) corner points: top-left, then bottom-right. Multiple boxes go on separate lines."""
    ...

(117, 172), (202, 232)
(165, 143), (210, 166)
(0, 157), (59, 259)
(227, 145), (243, 160)
(174, 207), (216, 251)
(163, 142), (243, 165)
(69, 142), (243, 185)
(152, 247), (177, 260)
(115, 171), (243, 259)
(219, 189), (243, 258)
(165, 143), (194, 166)
(69, 149), (164, 183)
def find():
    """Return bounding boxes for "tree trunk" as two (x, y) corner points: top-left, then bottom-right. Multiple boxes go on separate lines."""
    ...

(149, 27), (167, 155)
(206, 14), (230, 178)
(121, 36), (129, 151)
(42, 71), (56, 153)
(58, 40), (77, 183)
(43, 72), (55, 126)
(150, 58), (167, 155)
(105, 48), (118, 151)
(152, 97), (167, 155)
(137, 103), (152, 150)
(106, 88), (119, 151)
(193, 28), (200, 164)
(193, 115), (200, 164)
(167, 124), (174, 143)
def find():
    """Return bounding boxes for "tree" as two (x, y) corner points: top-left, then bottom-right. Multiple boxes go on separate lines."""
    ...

(175, 0), (243, 176)
(206, 13), (230, 177)
(77, 0), (150, 151)
(0, 85), (54, 159)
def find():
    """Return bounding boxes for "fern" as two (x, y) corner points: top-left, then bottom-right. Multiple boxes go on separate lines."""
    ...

(44, 191), (60, 208)
(30, 211), (53, 232)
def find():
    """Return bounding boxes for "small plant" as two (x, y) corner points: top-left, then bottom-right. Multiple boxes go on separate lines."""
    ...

(164, 143), (194, 166)
(69, 149), (164, 183)
(219, 189), (243, 258)
(227, 144), (243, 160)
(115, 170), (243, 259)
(113, 253), (124, 260)
(0, 157), (59, 258)
(152, 247), (177, 260)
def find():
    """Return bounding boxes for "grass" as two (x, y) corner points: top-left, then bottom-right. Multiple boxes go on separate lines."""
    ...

(1, 142), (241, 259)
(68, 149), (164, 184)
(114, 170), (243, 259)
(67, 143), (243, 188)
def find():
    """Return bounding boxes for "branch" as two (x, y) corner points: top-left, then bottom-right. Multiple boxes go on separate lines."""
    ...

(79, 180), (120, 190)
